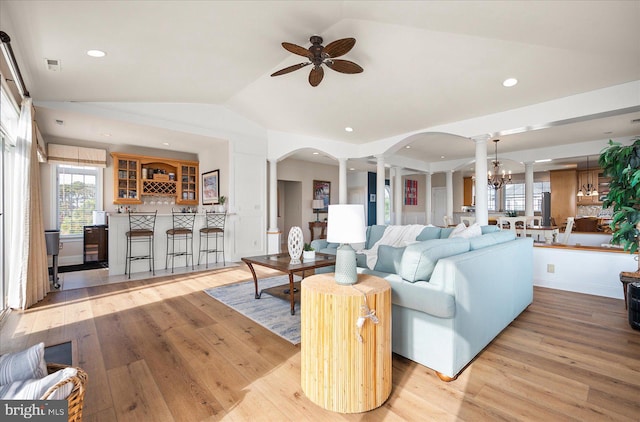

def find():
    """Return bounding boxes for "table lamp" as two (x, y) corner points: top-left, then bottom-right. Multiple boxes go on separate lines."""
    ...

(327, 204), (366, 285)
(312, 199), (324, 222)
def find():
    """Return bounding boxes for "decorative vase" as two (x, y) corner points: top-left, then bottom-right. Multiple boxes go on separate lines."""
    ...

(288, 226), (303, 264)
(303, 250), (316, 261)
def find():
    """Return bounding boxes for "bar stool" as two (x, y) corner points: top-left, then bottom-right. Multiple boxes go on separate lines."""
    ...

(125, 211), (157, 279)
(198, 211), (226, 268)
(166, 211), (196, 272)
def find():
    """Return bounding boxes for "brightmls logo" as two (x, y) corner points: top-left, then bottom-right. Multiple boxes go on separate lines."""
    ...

(1, 400), (66, 421)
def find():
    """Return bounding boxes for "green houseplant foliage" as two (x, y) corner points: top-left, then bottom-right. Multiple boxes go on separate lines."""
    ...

(599, 138), (640, 269)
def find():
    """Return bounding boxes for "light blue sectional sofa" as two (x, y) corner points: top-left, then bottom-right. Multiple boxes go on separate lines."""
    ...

(311, 225), (534, 380)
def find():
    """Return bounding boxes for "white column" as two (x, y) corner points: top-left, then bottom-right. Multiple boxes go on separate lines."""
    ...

(445, 170), (453, 222)
(525, 162), (534, 217)
(394, 167), (403, 225)
(338, 158), (348, 204)
(425, 172), (432, 225)
(267, 159), (281, 253)
(376, 156), (386, 225)
(473, 135), (489, 226)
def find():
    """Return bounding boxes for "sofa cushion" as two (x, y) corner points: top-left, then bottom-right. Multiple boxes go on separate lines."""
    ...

(0, 342), (48, 385)
(0, 367), (77, 400)
(416, 226), (442, 241)
(400, 238), (470, 282)
(374, 245), (405, 273)
(366, 225), (388, 249)
(469, 230), (517, 250)
(481, 225), (500, 234)
(449, 223), (482, 239)
(439, 227), (455, 238)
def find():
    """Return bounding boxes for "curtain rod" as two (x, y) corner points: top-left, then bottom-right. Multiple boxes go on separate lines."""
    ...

(0, 31), (30, 98)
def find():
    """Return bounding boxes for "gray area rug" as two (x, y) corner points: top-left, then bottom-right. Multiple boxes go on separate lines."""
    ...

(204, 275), (301, 344)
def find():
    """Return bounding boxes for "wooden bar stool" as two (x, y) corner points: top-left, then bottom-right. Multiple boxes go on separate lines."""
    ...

(125, 211), (157, 279)
(198, 211), (226, 268)
(166, 211), (196, 272)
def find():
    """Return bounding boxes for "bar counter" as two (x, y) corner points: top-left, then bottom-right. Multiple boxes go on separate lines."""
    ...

(108, 212), (208, 276)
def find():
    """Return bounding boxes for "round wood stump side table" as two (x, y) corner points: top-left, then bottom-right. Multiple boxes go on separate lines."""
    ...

(301, 273), (392, 413)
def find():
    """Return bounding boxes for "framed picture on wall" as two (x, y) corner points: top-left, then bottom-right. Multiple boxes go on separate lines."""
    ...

(202, 169), (220, 205)
(313, 180), (331, 212)
(405, 179), (417, 205)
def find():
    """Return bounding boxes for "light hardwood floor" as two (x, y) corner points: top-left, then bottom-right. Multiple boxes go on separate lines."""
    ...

(1, 265), (639, 421)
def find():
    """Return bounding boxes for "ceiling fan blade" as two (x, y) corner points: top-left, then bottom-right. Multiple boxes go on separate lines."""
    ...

(270, 62), (310, 77)
(282, 42), (312, 58)
(325, 59), (363, 74)
(309, 66), (324, 87)
(323, 38), (356, 58)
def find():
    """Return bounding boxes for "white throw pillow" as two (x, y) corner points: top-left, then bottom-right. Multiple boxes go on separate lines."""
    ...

(0, 367), (77, 400)
(450, 223), (482, 239)
(0, 342), (48, 385)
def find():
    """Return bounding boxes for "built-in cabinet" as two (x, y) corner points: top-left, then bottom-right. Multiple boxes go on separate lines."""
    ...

(550, 169), (577, 227)
(111, 153), (199, 205)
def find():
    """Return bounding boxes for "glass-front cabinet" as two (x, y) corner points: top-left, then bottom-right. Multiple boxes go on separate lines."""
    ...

(177, 164), (198, 205)
(111, 153), (199, 205)
(114, 156), (141, 203)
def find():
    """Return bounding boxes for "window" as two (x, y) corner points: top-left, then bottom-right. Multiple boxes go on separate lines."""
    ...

(1, 83), (19, 315)
(487, 187), (497, 211)
(56, 165), (102, 237)
(503, 182), (550, 212)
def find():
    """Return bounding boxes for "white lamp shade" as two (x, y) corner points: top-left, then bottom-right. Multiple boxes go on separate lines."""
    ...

(327, 204), (366, 244)
(312, 199), (325, 210)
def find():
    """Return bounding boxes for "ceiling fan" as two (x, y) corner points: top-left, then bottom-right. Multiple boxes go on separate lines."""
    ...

(270, 35), (363, 87)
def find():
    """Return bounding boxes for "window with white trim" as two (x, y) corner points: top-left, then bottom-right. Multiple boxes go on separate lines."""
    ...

(55, 165), (103, 237)
(504, 182), (550, 212)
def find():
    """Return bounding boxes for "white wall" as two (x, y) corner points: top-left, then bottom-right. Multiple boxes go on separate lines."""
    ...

(534, 247), (634, 300)
(277, 158), (339, 243)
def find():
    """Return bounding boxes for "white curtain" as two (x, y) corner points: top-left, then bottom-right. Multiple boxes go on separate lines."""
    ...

(7, 98), (49, 309)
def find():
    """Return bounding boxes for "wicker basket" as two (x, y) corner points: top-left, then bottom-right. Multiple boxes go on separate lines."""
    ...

(42, 363), (88, 422)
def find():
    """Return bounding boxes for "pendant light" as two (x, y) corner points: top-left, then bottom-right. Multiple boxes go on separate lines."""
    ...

(487, 139), (512, 190)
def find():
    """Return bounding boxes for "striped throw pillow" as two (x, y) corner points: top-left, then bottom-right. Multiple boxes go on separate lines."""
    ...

(0, 342), (48, 385)
(0, 367), (77, 400)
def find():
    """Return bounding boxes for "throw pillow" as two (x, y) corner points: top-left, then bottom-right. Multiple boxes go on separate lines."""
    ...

(0, 367), (77, 400)
(450, 223), (482, 239)
(400, 238), (470, 282)
(374, 245), (405, 274)
(0, 342), (48, 385)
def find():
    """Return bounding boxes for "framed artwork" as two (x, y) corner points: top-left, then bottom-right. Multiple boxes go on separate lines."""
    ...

(405, 179), (417, 205)
(313, 180), (331, 212)
(202, 169), (220, 205)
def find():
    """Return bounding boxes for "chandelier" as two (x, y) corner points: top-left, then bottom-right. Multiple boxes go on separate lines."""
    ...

(488, 139), (511, 190)
(577, 155), (598, 197)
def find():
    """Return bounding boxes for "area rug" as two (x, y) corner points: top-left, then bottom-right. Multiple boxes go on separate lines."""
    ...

(204, 275), (301, 345)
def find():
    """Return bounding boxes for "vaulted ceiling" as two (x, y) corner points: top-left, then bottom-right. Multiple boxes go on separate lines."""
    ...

(1, 1), (639, 170)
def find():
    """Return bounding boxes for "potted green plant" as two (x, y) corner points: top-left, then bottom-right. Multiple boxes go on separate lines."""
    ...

(303, 243), (316, 261)
(599, 138), (640, 270)
(217, 196), (227, 212)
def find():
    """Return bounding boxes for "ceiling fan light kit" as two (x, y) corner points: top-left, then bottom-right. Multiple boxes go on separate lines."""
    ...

(271, 35), (363, 87)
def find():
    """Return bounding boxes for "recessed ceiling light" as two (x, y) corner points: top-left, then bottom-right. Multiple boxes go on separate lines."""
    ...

(345, 127), (353, 132)
(535, 159), (552, 163)
(87, 49), (106, 58)
(502, 78), (518, 87)
(440, 155), (445, 159)
(405, 145), (411, 149)
(313, 152), (319, 155)
(162, 142), (170, 146)
(102, 133), (111, 137)
(349, 167), (355, 171)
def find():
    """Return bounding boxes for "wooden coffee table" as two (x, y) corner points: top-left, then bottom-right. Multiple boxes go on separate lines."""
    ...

(241, 252), (336, 315)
